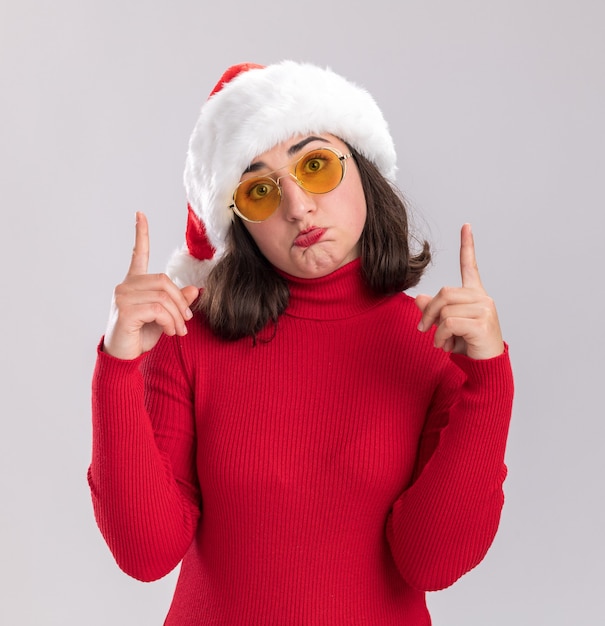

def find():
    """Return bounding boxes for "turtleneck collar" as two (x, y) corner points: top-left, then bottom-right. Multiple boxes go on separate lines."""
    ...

(278, 258), (387, 321)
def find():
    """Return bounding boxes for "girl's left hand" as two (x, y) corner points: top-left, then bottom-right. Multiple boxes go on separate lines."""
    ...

(415, 224), (504, 360)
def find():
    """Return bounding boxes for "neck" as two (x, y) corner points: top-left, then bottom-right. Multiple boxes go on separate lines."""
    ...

(278, 259), (386, 320)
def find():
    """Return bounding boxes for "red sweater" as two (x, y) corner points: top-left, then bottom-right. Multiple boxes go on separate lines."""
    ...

(89, 259), (513, 625)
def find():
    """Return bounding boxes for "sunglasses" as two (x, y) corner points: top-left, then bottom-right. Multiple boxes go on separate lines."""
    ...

(230, 147), (352, 223)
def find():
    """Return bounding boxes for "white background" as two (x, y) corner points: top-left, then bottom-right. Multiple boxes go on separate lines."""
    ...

(1, 1), (603, 624)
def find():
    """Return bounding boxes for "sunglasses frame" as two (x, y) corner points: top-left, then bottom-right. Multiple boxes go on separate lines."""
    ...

(229, 146), (352, 223)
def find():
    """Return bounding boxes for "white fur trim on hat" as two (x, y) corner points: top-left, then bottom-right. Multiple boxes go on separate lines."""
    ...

(166, 244), (214, 289)
(183, 61), (397, 258)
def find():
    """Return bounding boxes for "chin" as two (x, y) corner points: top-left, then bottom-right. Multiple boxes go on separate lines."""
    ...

(287, 253), (351, 279)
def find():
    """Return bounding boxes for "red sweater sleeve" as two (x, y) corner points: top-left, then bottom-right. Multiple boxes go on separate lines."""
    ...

(386, 347), (514, 591)
(88, 336), (201, 582)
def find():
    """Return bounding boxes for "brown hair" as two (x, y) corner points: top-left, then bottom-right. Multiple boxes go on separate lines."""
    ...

(200, 147), (431, 341)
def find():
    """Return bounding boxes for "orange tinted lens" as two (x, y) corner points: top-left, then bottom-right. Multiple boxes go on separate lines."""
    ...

(234, 177), (280, 221)
(295, 149), (343, 193)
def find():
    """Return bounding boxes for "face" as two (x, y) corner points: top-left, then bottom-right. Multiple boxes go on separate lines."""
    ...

(238, 134), (367, 279)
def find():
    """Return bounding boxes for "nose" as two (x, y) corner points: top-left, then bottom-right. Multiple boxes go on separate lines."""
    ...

(278, 173), (316, 220)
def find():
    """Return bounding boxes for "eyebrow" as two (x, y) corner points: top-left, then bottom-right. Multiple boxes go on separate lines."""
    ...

(243, 136), (331, 174)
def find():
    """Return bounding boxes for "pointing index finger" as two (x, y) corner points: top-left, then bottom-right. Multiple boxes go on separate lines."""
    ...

(128, 211), (150, 276)
(460, 223), (483, 289)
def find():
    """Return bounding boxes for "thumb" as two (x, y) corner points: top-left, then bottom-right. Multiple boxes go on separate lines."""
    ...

(415, 294), (432, 313)
(182, 285), (201, 307)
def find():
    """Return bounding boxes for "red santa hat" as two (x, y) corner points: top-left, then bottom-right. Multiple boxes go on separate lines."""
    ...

(167, 60), (397, 287)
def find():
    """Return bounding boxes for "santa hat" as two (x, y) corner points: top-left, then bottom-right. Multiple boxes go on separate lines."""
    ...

(167, 60), (397, 288)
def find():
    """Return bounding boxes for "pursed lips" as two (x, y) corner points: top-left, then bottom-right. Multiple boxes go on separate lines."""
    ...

(293, 227), (327, 248)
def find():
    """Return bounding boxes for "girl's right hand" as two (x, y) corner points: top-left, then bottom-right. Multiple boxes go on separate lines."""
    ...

(103, 212), (200, 360)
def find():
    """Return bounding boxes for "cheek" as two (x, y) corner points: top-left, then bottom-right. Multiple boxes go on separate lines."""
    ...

(355, 201), (367, 231)
(345, 186), (367, 237)
(243, 222), (285, 259)
(342, 166), (366, 220)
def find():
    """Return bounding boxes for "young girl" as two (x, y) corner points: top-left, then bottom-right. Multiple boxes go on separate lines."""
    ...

(89, 61), (513, 625)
